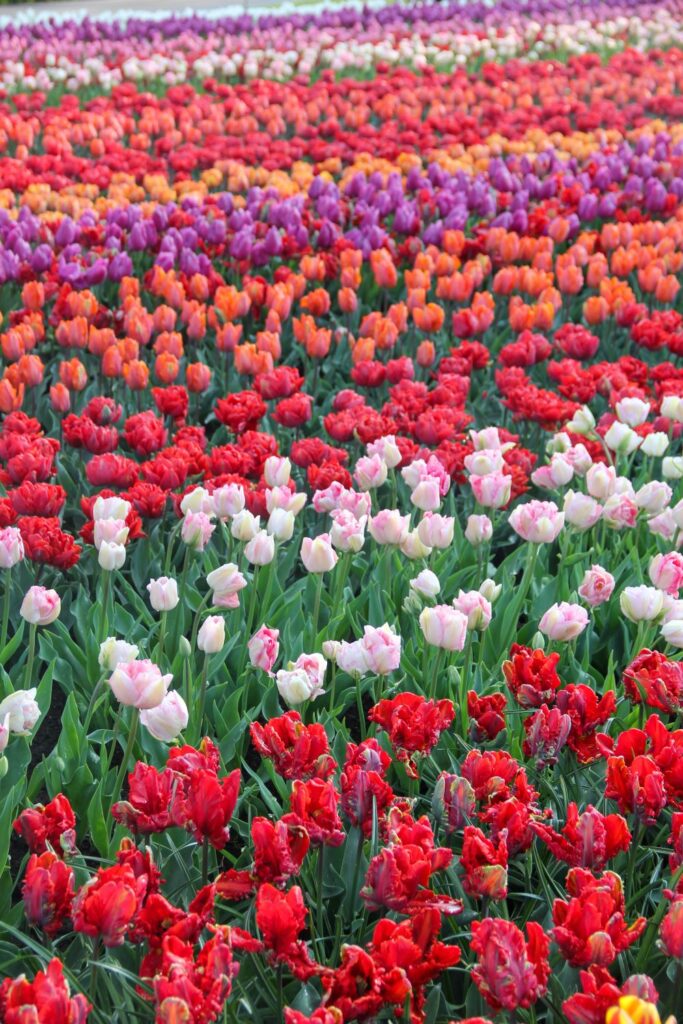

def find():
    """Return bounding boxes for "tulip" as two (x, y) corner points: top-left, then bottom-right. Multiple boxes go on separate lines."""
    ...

(245, 530), (276, 566)
(663, 457), (683, 480)
(452, 590), (492, 631)
(0, 527), (24, 568)
(465, 514), (493, 546)
(420, 605), (468, 651)
(366, 435), (402, 469)
(140, 691), (188, 742)
(509, 500), (564, 543)
(469, 471), (512, 508)
(368, 509), (409, 546)
(636, 482), (672, 514)
(180, 487), (214, 516)
(0, 688), (39, 734)
(605, 421), (643, 455)
(336, 639), (369, 677)
(147, 576), (179, 612)
(661, 619), (683, 648)
(416, 512), (454, 549)
(197, 615), (226, 654)
(267, 508), (295, 542)
(563, 491), (603, 530)
(410, 569), (440, 598)
(586, 463), (617, 499)
(98, 541), (126, 571)
(641, 433), (669, 457)
(330, 510), (366, 553)
(661, 396), (683, 423)
(276, 668), (321, 706)
(606, 996), (674, 1024)
(99, 638), (139, 672)
(354, 453), (388, 491)
(207, 563), (247, 608)
(400, 529), (433, 560)
(266, 486), (307, 514)
(361, 624), (401, 675)
(538, 602), (589, 642)
(248, 625), (280, 673)
(301, 533), (337, 573)
(93, 496), (131, 521)
(649, 552), (683, 595)
(212, 483), (245, 518)
(181, 510), (215, 552)
(264, 456), (291, 487)
(566, 406), (596, 435)
(108, 660), (172, 710)
(578, 565), (615, 607)
(615, 397), (650, 427)
(620, 586), (665, 623)
(20, 586), (61, 626)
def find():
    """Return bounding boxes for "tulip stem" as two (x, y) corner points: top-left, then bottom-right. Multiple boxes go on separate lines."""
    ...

(99, 570), (111, 645)
(311, 573), (324, 645)
(0, 566), (11, 653)
(197, 653), (210, 741)
(157, 611), (167, 664)
(23, 622), (37, 691)
(108, 708), (138, 845)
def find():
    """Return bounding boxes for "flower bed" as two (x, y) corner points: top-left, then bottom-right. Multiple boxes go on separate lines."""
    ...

(0, 2), (682, 1023)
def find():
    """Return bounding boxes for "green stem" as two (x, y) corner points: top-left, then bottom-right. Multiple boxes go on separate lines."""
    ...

(310, 573), (324, 646)
(23, 622), (37, 691)
(157, 611), (167, 664)
(356, 677), (366, 740)
(316, 845), (325, 952)
(82, 676), (105, 736)
(1, 565), (11, 653)
(108, 709), (138, 841)
(98, 571), (111, 645)
(196, 653), (210, 742)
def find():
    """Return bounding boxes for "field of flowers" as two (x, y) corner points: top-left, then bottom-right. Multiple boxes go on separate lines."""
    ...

(2, 0), (683, 1021)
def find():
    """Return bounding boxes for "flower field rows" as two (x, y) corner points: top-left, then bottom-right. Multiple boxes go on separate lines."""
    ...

(1, 0), (683, 1021)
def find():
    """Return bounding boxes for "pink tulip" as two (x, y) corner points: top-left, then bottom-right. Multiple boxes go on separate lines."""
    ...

(538, 603), (589, 642)
(465, 514), (493, 546)
(360, 624), (401, 675)
(416, 512), (454, 549)
(263, 456), (291, 487)
(366, 435), (402, 469)
(509, 500), (564, 543)
(207, 563), (247, 608)
(354, 453), (388, 491)
(368, 509), (409, 546)
(20, 586), (61, 626)
(336, 639), (369, 676)
(301, 533), (338, 573)
(411, 477), (442, 512)
(649, 552), (683, 595)
(140, 691), (188, 742)
(248, 625), (280, 674)
(330, 510), (367, 553)
(147, 576), (179, 612)
(108, 660), (172, 710)
(198, 615), (226, 653)
(578, 566), (615, 607)
(212, 483), (245, 518)
(469, 471), (512, 508)
(452, 590), (492, 631)
(245, 530), (276, 566)
(563, 491), (603, 530)
(181, 510), (215, 552)
(419, 605), (468, 651)
(0, 527), (24, 569)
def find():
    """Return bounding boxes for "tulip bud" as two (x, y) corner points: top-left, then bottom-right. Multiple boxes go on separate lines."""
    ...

(197, 615), (226, 654)
(147, 576), (179, 612)
(465, 514), (493, 546)
(98, 541), (126, 571)
(140, 691), (188, 742)
(301, 533), (338, 573)
(245, 530), (276, 566)
(98, 637), (139, 672)
(0, 688), (39, 734)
